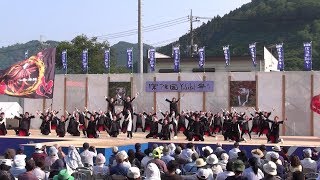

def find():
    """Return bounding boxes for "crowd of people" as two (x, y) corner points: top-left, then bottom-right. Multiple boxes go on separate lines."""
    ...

(0, 96), (287, 144)
(0, 141), (320, 180)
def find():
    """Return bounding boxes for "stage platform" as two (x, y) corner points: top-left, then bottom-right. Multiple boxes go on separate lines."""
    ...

(1, 130), (319, 163)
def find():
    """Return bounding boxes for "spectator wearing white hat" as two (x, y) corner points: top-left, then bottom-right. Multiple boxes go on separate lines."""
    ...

(196, 168), (211, 180)
(10, 154), (27, 178)
(262, 161), (280, 180)
(206, 154), (223, 178)
(109, 146), (119, 167)
(301, 148), (317, 173)
(127, 166), (141, 180)
(32, 143), (47, 162)
(93, 153), (109, 176)
(218, 153), (229, 171)
(64, 145), (83, 174)
(216, 161), (235, 180)
(214, 143), (226, 158)
(182, 158), (214, 180)
(229, 142), (241, 161)
(145, 163), (161, 180)
(110, 150), (131, 176)
(202, 146), (213, 161)
(0, 159), (15, 179)
(271, 145), (284, 165)
(269, 152), (285, 179)
(45, 146), (59, 169)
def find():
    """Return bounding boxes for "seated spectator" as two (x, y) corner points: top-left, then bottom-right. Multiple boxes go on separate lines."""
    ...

(183, 152), (199, 174)
(93, 153), (109, 176)
(80, 142), (97, 167)
(161, 146), (175, 165)
(258, 145), (267, 157)
(32, 158), (46, 180)
(288, 155), (304, 180)
(242, 157), (264, 180)
(141, 148), (153, 169)
(0, 159), (15, 180)
(53, 144), (66, 160)
(216, 161), (235, 180)
(180, 143), (195, 162)
(134, 143), (146, 162)
(109, 146), (119, 166)
(196, 168), (211, 180)
(269, 152), (285, 180)
(53, 169), (74, 180)
(128, 149), (141, 169)
(32, 143), (47, 162)
(251, 149), (264, 168)
(206, 154), (223, 178)
(4, 148), (16, 160)
(145, 163), (161, 180)
(174, 146), (188, 165)
(10, 154), (26, 178)
(127, 166), (141, 180)
(214, 143), (226, 158)
(49, 157), (65, 179)
(64, 145), (83, 174)
(161, 160), (182, 180)
(301, 148), (317, 173)
(148, 147), (167, 173)
(110, 150), (131, 176)
(271, 145), (285, 165)
(226, 160), (247, 180)
(168, 143), (176, 156)
(182, 158), (214, 180)
(202, 146), (214, 161)
(262, 161), (280, 180)
(18, 159), (38, 180)
(218, 153), (229, 171)
(237, 150), (249, 167)
(229, 142), (241, 161)
(45, 146), (59, 169)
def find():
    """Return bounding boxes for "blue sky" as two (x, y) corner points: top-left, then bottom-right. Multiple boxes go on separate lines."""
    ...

(0, 0), (251, 47)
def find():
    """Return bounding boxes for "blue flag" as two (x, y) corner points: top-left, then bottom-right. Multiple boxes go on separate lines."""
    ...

(173, 47), (180, 72)
(249, 43), (257, 67)
(276, 44), (284, 71)
(82, 49), (88, 71)
(223, 46), (230, 66)
(304, 42), (312, 71)
(104, 49), (110, 70)
(61, 50), (67, 73)
(127, 48), (133, 69)
(198, 47), (205, 68)
(25, 50), (28, 59)
(149, 48), (156, 72)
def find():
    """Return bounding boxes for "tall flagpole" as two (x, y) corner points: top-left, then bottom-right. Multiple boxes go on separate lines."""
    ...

(138, 0), (143, 74)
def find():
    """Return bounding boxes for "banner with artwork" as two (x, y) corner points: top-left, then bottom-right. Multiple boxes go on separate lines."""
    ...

(0, 48), (56, 99)
(230, 81), (256, 107)
(108, 82), (131, 106)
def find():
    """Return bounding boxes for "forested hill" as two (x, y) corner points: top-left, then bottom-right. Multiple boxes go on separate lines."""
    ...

(158, 0), (320, 70)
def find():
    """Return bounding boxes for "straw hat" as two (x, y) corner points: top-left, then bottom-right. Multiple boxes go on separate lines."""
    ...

(195, 158), (207, 167)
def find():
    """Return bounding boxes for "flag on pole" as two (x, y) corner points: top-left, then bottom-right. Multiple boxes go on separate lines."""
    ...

(172, 46), (180, 72)
(276, 43), (284, 71)
(223, 45), (230, 67)
(198, 47), (205, 68)
(61, 50), (67, 73)
(82, 49), (88, 72)
(149, 48), (156, 72)
(25, 50), (29, 59)
(127, 48), (133, 69)
(104, 49), (110, 70)
(304, 42), (312, 71)
(249, 43), (257, 67)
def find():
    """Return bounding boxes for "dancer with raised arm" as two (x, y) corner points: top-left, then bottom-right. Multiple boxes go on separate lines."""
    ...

(266, 116), (287, 143)
(38, 111), (51, 135)
(14, 112), (35, 136)
(54, 114), (68, 137)
(165, 97), (180, 116)
(0, 110), (7, 136)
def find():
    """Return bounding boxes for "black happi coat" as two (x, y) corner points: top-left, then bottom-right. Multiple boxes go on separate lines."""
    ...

(15, 114), (35, 131)
(40, 114), (51, 135)
(165, 98), (179, 115)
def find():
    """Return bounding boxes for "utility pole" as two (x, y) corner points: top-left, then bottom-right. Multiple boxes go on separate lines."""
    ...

(138, 0), (143, 73)
(190, 9), (193, 57)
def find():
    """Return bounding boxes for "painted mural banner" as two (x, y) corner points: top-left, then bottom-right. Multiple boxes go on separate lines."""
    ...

(230, 81), (256, 107)
(108, 82), (131, 106)
(145, 81), (214, 92)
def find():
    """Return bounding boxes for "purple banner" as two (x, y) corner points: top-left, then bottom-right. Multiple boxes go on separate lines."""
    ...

(146, 81), (214, 92)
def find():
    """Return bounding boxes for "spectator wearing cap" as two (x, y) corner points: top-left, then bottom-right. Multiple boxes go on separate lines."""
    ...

(110, 150), (131, 176)
(134, 143), (146, 162)
(64, 145), (83, 174)
(18, 159), (38, 180)
(202, 146), (213, 161)
(226, 160), (247, 180)
(127, 167), (141, 180)
(301, 148), (317, 173)
(147, 147), (167, 173)
(183, 152), (199, 174)
(32, 143), (47, 162)
(214, 143), (226, 159)
(141, 148), (153, 169)
(0, 159), (15, 180)
(262, 161), (279, 180)
(269, 152), (285, 179)
(10, 154), (27, 178)
(161, 160), (182, 180)
(80, 142), (97, 167)
(93, 153), (109, 176)
(271, 145), (285, 165)
(216, 161), (235, 180)
(229, 142), (241, 161)
(218, 153), (229, 171)
(32, 158), (46, 180)
(45, 146), (59, 169)
(128, 149), (141, 169)
(161, 146), (175, 165)
(109, 146), (118, 166)
(145, 163), (161, 180)
(206, 154), (223, 178)
(288, 155), (304, 180)
(242, 157), (264, 180)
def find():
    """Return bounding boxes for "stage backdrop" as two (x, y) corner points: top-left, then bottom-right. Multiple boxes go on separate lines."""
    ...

(230, 81), (256, 107)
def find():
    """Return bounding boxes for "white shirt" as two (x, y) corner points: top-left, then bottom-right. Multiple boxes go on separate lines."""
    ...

(301, 158), (317, 172)
(141, 156), (153, 169)
(33, 167), (46, 180)
(228, 148), (241, 160)
(80, 149), (97, 166)
(93, 165), (109, 176)
(242, 167), (264, 180)
(216, 171), (235, 180)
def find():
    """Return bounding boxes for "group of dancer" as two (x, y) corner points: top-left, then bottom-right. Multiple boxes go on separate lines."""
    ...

(0, 96), (287, 144)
